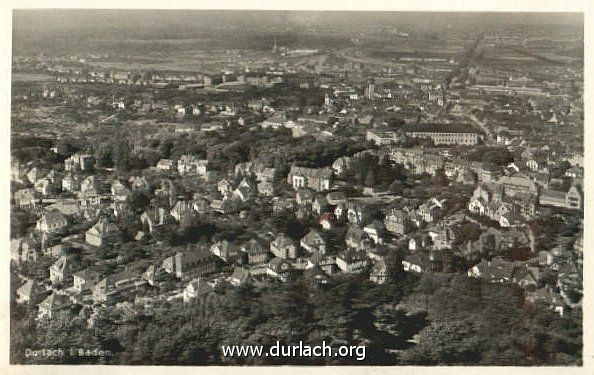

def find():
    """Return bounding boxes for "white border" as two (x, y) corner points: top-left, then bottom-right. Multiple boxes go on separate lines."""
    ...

(0, 1), (590, 375)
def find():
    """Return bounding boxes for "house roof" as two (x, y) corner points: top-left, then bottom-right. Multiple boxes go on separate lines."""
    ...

(268, 257), (291, 273)
(73, 269), (100, 282)
(289, 166), (333, 179)
(17, 280), (41, 298)
(40, 212), (67, 226)
(242, 239), (268, 255)
(229, 267), (252, 283)
(87, 220), (120, 237)
(301, 230), (325, 246)
(272, 234), (296, 248)
(186, 277), (213, 295)
(38, 293), (69, 312)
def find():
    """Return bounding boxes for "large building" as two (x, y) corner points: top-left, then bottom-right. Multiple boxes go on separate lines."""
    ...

(402, 123), (480, 145)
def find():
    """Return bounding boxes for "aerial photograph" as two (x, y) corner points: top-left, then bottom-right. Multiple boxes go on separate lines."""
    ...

(9, 9), (584, 366)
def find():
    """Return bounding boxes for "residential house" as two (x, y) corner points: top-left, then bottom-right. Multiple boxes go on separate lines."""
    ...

(49, 255), (76, 285)
(345, 226), (373, 251)
(156, 159), (175, 171)
(499, 211), (523, 228)
(228, 267), (253, 286)
(429, 227), (456, 251)
(234, 162), (253, 177)
(92, 271), (145, 304)
(239, 239), (270, 265)
(26, 166), (48, 184)
(73, 269), (101, 293)
(306, 254), (338, 275)
(129, 176), (150, 193)
(140, 207), (175, 233)
(210, 240), (237, 262)
(14, 188), (40, 209)
(85, 219), (121, 247)
(255, 167), (277, 183)
(336, 250), (369, 273)
(257, 181), (275, 197)
(312, 195), (328, 215)
(346, 198), (381, 227)
(62, 174), (81, 192)
(183, 277), (214, 303)
(332, 156), (352, 176)
(497, 175), (538, 198)
(270, 234), (299, 260)
(11, 235), (40, 265)
(170, 200), (196, 223)
(162, 249), (219, 280)
(16, 280), (43, 304)
(565, 185), (582, 210)
(287, 166), (333, 192)
(318, 212), (337, 230)
(418, 198), (445, 223)
(409, 233), (431, 251)
(303, 265), (331, 287)
(217, 178), (233, 197)
(36, 212), (68, 233)
(363, 220), (386, 245)
(266, 258), (292, 282)
(37, 293), (70, 320)
(384, 209), (411, 235)
(300, 230), (327, 255)
(467, 257), (516, 283)
(402, 252), (441, 273)
(111, 180), (132, 202)
(370, 258), (390, 284)
(64, 154), (94, 172)
(34, 177), (60, 196)
(80, 175), (100, 197)
(178, 155), (209, 176)
(232, 179), (254, 202)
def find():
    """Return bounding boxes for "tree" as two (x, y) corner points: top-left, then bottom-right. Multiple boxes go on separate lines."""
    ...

(364, 169), (376, 187)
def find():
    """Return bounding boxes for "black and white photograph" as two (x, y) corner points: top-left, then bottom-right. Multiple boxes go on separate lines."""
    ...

(3, 1), (590, 371)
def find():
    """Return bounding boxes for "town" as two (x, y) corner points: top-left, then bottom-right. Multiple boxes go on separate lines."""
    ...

(10, 10), (583, 366)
